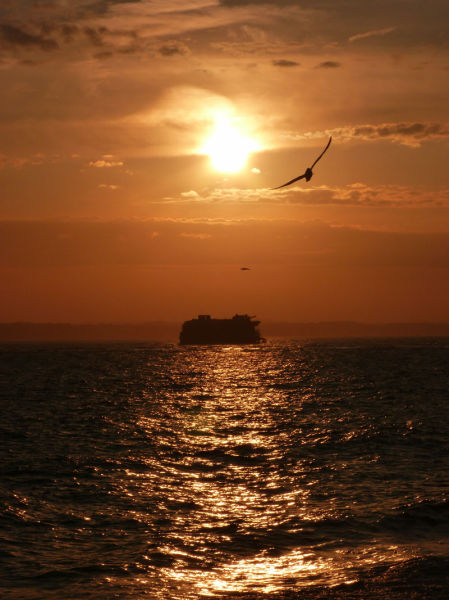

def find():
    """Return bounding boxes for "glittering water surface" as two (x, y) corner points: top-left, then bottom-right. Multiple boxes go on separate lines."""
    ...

(1, 339), (449, 599)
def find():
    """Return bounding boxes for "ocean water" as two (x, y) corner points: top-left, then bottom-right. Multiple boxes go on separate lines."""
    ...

(1, 339), (448, 600)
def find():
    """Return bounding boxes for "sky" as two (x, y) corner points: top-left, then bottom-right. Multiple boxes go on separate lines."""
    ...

(1, 0), (448, 324)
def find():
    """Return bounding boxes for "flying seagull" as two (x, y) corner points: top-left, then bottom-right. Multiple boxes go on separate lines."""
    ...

(272, 136), (332, 190)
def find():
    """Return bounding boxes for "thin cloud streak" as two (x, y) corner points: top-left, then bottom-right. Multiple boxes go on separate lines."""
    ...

(315, 61), (341, 68)
(272, 59), (299, 67)
(89, 159), (124, 167)
(349, 26), (397, 43)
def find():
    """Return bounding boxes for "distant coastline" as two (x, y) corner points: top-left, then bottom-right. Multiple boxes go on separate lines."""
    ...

(1, 321), (448, 342)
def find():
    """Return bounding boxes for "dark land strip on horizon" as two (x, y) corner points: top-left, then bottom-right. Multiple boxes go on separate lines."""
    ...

(1, 321), (449, 342)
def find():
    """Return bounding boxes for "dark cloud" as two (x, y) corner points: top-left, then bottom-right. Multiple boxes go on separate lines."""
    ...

(324, 122), (449, 145)
(316, 60), (341, 68)
(354, 122), (448, 140)
(158, 42), (190, 57)
(272, 59), (299, 67)
(60, 24), (79, 43)
(220, 0), (301, 5)
(83, 0), (143, 17)
(84, 26), (108, 47)
(117, 45), (140, 55)
(28, 22), (80, 44)
(0, 23), (58, 51)
(93, 50), (114, 59)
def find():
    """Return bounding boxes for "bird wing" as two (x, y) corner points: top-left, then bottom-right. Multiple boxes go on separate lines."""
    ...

(271, 172), (306, 190)
(310, 136), (332, 169)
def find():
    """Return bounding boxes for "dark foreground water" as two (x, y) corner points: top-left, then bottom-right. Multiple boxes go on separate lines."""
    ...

(1, 339), (449, 600)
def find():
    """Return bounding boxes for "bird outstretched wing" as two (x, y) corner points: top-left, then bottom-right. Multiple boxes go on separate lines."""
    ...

(310, 136), (332, 169)
(272, 136), (332, 190)
(271, 172), (306, 190)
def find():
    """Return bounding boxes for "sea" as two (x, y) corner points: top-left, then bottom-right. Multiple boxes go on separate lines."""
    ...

(1, 338), (448, 600)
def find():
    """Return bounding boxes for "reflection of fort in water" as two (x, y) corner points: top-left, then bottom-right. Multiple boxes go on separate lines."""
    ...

(179, 314), (264, 345)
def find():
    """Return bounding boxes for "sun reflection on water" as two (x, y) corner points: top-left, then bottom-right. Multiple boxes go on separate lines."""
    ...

(158, 544), (412, 598)
(130, 345), (418, 598)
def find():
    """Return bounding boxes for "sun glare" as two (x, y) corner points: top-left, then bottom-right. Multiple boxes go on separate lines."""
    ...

(201, 112), (259, 173)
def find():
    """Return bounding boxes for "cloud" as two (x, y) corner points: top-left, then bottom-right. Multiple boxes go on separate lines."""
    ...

(93, 49), (114, 59)
(183, 183), (449, 209)
(345, 122), (449, 145)
(0, 2), (215, 59)
(181, 190), (200, 198)
(89, 159), (124, 167)
(176, 187), (264, 204)
(158, 41), (191, 57)
(0, 0), (445, 69)
(316, 61), (341, 68)
(272, 59), (299, 67)
(329, 122), (449, 147)
(0, 153), (50, 169)
(179, 232), (212, 239)
(59, 24), (80, 42)
(83, 26), (108, 47)
(0, 154), (28, 169)
(219, 0), (301, 5)
(77, 0), (147, 18)
(0, 23), (59, 51)
(349, 26), (397, 43)
(95, 0), (217, 20)
(98, 183), (119, 190)
(271, 184), (449, 208)
(1, 0), (447, 56)
(287, 122), (449, 147)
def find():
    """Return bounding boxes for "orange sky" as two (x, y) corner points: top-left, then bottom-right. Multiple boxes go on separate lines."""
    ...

(1, 0), (448, 323)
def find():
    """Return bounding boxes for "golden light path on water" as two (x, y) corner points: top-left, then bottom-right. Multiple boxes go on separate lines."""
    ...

(2, 339), (447, 600)
(127, 345), (416, 599)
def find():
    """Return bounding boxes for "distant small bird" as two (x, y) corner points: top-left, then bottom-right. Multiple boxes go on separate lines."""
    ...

(240, 267), (251, 271)
(272, 136), (332, 189)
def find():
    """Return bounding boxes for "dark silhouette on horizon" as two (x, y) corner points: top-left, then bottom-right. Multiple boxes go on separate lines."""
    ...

(272, 136), (332, 189)
(179, 314), (264, 345)
(240, 267), (251, 270)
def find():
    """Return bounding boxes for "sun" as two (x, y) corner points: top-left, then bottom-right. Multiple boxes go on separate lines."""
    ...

(201, 112), (259, 173)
